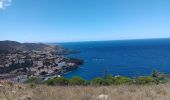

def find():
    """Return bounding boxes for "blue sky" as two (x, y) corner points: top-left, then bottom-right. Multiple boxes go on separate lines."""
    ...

(0, 0), (170, 42)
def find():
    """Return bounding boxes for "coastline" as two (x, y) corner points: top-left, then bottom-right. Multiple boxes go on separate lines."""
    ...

(0, 41), (84, 83)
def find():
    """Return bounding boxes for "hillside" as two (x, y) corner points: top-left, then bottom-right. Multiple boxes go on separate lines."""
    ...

(0, 40), (67, 54)
(0, 80), (170, 100)
(0, 41), (83, 81)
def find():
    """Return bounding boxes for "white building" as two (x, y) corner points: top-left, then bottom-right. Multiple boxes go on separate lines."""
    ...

(37, 61), (43, 66)
(58, 62), (66, 67)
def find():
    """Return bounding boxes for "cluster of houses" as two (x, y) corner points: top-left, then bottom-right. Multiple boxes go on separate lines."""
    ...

(0, 50), (79, 82)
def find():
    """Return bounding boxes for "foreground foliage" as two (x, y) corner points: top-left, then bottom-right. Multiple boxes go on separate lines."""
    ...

(26, 71), (170, 86)
(1, 80), (170, 100)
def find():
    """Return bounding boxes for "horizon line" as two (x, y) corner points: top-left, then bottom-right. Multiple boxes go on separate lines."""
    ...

(49, 37), (170, 44)
(1, 37), (170, 44)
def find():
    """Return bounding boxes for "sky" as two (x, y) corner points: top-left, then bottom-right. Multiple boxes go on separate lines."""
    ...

(0, 0), (170, 43)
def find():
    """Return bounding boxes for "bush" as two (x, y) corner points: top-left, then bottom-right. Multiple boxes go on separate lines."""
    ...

(91, 78), (104, 86)
(157, 77), (168, 84)
(91, 77), (115, 86)
(69, 76), (86, 85)
(53, 77), (69, 86)
(113, 76), (132, 85)
(46, 79), (56, 86)
(153, 75), (168, 84)
(46, 77), (69, 86)
(135, 76), (155, 84)
(103, 79), (113, 86)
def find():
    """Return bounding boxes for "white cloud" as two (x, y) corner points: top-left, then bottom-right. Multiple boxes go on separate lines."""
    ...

(0, 2), (3, 9)
(0, 0), (12, 10)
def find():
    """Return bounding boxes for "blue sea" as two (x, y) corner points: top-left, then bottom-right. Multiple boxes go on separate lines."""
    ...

(56, 39), (170, 80)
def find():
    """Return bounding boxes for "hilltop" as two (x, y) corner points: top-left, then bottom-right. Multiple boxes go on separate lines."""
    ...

(0, 40), (68, 55)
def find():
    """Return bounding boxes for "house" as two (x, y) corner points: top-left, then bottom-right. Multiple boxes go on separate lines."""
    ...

(58, 62), (66, 67)
(37, 61), (43, 67)
(19, 59), (25, 63)
(55, 59), (59, 64)
(5, 63), (10, 67)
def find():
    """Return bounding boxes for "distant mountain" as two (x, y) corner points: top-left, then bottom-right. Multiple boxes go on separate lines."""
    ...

(0, 40), (68, 54)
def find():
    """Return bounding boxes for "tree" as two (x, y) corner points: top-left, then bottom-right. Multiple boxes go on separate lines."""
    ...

(151, 69), (160, 85)
(152, 69), (159, 78)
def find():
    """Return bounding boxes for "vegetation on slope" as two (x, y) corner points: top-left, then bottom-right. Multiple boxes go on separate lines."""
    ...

(0, 80), (170, 100)
(27, 70), (170, 86)
(0, 70), (170, 100)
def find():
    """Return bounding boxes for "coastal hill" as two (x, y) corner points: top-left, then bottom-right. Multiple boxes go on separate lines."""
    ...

(0, 41), (83, 82)
(0, 40), (68, 55)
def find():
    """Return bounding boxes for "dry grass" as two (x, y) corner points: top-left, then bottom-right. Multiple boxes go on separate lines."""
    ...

(0, 81), (170, 100)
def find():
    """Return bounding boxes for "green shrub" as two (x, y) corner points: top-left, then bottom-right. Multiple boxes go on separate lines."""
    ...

(46, 79), (56, 86)
(90, 78), (104, 86)
(154, 76), (168, 84)
(91, 77), (114, 86)
(104, 74), (115, 85)
(103, 79), (113, 85)
(69, 76), (86, 85)
(113, 76), (132, 85)
(135, 76), (155, 84)
(53, 77), (69, 86)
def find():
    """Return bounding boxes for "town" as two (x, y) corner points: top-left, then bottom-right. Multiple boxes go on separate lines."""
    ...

(0, 41), (83, 83)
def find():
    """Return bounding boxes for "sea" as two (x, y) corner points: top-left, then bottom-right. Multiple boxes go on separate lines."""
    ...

(55, 39), (170, 80)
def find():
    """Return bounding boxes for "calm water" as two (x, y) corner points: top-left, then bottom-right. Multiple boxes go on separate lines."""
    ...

(56, 39), (170, 80)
